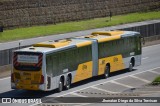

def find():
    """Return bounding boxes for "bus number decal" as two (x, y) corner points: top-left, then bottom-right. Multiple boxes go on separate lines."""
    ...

(82, 65), (87, 70)
(113, 57), (118, 62)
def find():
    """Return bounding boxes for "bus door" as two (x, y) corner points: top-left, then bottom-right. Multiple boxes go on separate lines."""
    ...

(91, 40), (99, 77)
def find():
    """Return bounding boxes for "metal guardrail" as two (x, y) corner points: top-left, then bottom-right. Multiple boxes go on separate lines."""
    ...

(121, 23), (160, 37)
(0, 22), (160, 67)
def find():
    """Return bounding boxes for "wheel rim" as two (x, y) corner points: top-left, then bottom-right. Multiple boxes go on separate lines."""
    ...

(66, 77), (71, 89)
(129, 63), (133, 71)
(59, 81), (63, 92)
(104, 65), (109, 78)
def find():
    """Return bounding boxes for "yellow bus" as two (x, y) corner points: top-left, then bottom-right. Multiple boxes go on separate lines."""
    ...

(11, 30), (142, 92)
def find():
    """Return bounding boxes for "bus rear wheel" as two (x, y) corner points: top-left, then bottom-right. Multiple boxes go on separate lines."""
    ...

(103, 65), (110, 79)
(58, 78), (63, 92)
(65, 76), (71, 90)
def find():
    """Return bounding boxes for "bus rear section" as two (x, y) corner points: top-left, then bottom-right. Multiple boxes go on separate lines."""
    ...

(11, 52), (45, 90)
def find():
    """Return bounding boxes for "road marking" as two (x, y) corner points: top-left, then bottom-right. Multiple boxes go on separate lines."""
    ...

(148, 70), (160, 75)
(129, 75), (150, 83)
(111, 80), (133, 88)
(0, 77), (10, 81)
(30, 67), (160, 106)
(56, 67), (160, 98)
(91, 86), (118, 93)
(70, 92), (87, 97)
(142, 57), (149, 60)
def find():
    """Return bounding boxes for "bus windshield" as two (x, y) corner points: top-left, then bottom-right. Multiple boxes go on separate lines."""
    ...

(13, 52), (42, 71)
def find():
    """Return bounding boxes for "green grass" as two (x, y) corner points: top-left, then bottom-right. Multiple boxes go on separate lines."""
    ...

(153, 76), (160, 83)
(152, 76), (160, 85)
(0, 11), (160, 42)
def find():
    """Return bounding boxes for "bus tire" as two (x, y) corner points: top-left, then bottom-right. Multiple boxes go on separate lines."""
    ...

(65, 76), (71, 90)
(58, 78), (63, 92)
(103, 64), (110, 79)
(128, 61), (133, 72)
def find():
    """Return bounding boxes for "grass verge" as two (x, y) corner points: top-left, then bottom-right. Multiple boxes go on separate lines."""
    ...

(0, 11), (160, 42)
(152, 76), (160, 85)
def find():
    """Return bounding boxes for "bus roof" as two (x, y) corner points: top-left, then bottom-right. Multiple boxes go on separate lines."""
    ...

(15, 30), (140, 53)
(76, 30), (140, 43)
(15, 38), (92, 54)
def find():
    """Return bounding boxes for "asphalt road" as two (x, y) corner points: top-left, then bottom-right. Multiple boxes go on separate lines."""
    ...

(0, 44), (160, 106)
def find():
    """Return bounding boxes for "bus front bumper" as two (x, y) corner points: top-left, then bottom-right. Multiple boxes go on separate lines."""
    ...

(11, 82), (45, 91)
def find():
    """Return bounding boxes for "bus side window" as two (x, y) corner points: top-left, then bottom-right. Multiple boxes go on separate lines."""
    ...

(46, 55), (53, 76)
(107, 41), (112, 56)
(59, 52), (67, 71)
(52, 55), (58, 76)
(66, 49), (76, 71)
(98, 43), (104, 58)
(112, 41), (116, 56)
(87, 46), (92, 61)
(103, 42), (107, 57)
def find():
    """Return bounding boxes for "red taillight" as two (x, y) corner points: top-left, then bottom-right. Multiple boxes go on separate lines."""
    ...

(11, 73), (14, 83)
(40, 75), (44, 84)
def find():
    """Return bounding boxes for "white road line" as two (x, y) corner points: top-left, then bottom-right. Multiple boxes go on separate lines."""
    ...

(56, 67), (160, 98)
(142, 57), (149, 60)
(30, 66), (160, 106)
(91, 86), (118, 93)
(129, 75), (150, 83)
(111, 80), (133, 88)
(71, 92), (88, 97)
(148, 70), (160, 75)
(0, 77), (10, 81)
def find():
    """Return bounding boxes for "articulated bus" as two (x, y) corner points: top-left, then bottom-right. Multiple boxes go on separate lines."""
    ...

(11, 30), (142, 91)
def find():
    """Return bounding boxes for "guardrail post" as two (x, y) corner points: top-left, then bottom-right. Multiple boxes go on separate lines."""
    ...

(0, 26), (3, 32)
